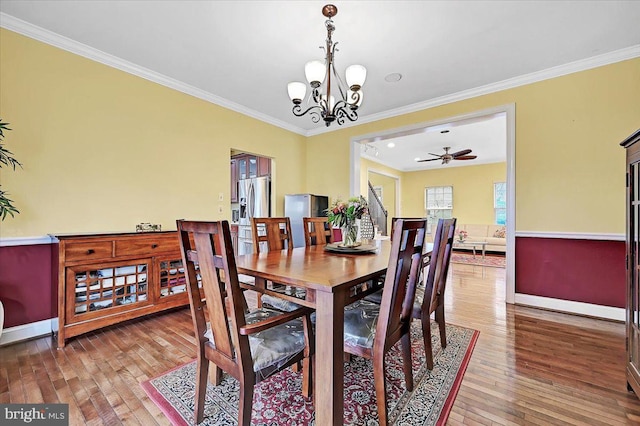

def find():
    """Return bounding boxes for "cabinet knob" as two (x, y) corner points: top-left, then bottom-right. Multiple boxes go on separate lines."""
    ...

(86, 249), (95, 255)
(151, 244), (158, 249)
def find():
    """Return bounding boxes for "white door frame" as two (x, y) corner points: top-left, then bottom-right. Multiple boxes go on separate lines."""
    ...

(350, 103), (516, 304)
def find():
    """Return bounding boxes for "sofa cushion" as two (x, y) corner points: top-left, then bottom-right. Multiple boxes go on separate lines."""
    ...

(485, 237), (506, 246)
(490, 225), (506, 238)
(464, 224), (489, 238)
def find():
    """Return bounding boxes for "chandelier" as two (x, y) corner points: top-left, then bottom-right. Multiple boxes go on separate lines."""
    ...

(287, 4), (366, 127)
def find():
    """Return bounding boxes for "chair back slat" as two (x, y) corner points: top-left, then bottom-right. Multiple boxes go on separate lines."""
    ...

(177, 220), (250, 367)
(375, 218), (427, 351)
(390, 217), (424, 240)
(303, 217), (334, 246)
(251, 217), (294, 253)
(425, 218), (456, 313)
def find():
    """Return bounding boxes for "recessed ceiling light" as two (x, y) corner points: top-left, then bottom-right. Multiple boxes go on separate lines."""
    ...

(387, 142), (395, 148)
(414, 157), (421, 161)
(384, 73), (402, 83)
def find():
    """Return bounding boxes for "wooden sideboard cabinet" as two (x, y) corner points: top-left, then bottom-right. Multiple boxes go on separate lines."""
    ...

(622, 128), (640, 397)
(54, 231), (193, 348)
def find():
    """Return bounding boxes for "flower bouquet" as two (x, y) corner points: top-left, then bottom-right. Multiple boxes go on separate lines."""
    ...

(327, 196), (368, 247)
(458, 229), (468, 242)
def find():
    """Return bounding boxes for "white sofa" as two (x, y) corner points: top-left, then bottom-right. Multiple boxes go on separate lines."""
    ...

(430, 223), (506, 253)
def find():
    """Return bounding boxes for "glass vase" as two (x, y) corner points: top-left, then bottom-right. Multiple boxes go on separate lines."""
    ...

(342, 220), (359, 247)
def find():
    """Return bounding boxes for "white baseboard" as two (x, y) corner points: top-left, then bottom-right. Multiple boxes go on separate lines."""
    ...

(514, 293), (624, 321)
(0, 318), (55, 346)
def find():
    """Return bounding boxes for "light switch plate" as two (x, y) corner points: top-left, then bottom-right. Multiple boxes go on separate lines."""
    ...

(218, 205), (223, 213)
(218, 192), (224, 201)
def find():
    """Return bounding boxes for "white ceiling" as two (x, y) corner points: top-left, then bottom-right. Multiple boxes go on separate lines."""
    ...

(360, 112), (507, 171)
(1, 0), (639, 169)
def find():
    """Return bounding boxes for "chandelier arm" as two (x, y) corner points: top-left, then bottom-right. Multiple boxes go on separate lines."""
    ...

(334, 104), (359, 125)
(292, 104), (323, 124)
(348, 90), (361, 108)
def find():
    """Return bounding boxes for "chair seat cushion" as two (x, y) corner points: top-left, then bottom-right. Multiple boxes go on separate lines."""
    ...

(204, 308), (306, 373)
(237, 274), (256, 285)
(363, 289), (383, 304)
(344, 300), (381, 350)
(261, 293), (304, 312)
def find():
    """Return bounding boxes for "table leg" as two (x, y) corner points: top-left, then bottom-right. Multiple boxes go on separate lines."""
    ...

(482, 245), (486, 260)
(472, 246), (476, 259)
(315, 290), (345, 425)
(254, 277), (266, 308)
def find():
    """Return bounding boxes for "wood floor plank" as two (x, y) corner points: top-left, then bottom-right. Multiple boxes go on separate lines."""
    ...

(2, 259), (640, 425)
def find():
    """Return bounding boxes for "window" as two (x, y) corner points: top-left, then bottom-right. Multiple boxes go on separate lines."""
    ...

(425, 186), (453, 231)
(494, 182), (507, 225)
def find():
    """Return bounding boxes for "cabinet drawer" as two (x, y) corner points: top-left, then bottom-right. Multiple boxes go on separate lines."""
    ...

(64, 241), (114, 262)
(115, 235), (178, 257)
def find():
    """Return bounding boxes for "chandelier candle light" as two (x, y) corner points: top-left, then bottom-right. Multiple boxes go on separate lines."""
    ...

(287, 4), (367, 127)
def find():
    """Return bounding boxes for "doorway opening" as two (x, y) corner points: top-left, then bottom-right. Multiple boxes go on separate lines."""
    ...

(349, 104), (515, 303)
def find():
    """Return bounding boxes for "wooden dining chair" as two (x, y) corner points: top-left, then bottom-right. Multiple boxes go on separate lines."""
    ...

(251, 217), (294, 253)
(251, 217), (304, 311)
(413, 217), (456, 370)
(390, 217), (424, 240)
(303, 216), (333, 246)
(343, 218), (428, 426)
(177, 220), (314, 425)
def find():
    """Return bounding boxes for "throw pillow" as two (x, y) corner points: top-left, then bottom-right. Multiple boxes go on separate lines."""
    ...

(493, 226), (506, 238)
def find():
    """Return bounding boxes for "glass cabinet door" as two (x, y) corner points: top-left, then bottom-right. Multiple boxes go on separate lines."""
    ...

(68, 261), (150, 321)
(238, 157), (247, 179)
(248, 156), (257, 177)
(630, 160), (640, 377)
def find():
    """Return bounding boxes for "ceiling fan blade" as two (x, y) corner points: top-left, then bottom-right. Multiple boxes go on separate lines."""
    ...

(454, 155), (477, 160)
(417, 158), (441, 162)
(451, 149), (472, 157)
(427, 153), (442, 157)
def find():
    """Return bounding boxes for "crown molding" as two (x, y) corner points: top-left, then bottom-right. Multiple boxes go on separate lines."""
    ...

(0, 13), (308, 136)
(306, 44), (640, 137)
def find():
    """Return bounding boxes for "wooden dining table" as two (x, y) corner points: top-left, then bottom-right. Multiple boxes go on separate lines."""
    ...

(235, 239), (433, 425)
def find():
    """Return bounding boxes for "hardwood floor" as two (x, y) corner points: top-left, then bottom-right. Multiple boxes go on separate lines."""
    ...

(2, 260), (640, 425)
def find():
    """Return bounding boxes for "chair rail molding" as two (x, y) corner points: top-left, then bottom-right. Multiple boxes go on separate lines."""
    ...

(515, 231), (625, 241)
(0, 235), (55, 246)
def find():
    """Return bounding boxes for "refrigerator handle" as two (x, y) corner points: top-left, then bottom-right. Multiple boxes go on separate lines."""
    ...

(248, 182), (255, 220)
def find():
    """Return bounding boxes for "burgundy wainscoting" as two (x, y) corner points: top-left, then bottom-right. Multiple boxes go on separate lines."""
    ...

(515, 237), (625, 308)
(0, 243), (58, 328)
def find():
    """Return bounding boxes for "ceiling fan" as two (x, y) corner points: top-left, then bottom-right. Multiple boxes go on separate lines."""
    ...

(417, 147), (477, 164)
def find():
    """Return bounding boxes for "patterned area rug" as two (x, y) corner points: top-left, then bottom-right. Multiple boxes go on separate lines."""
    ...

(451, 252), (506, 268)
(141, 322), (478, 425)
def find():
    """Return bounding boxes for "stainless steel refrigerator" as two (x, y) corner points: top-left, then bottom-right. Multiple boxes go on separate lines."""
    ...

(238, 176), (270, 255)
(284, 194), (329, 248)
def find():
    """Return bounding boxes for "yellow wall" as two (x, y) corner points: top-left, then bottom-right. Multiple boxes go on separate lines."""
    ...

(0, 29), (306, 237)
(1, 27), (639, 237)
(402, 162), (506, 224)
(306, 58), (640, 234)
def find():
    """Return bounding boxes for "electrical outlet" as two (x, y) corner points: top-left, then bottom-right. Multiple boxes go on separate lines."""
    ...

(218, 192), (224, 201)
(218, 205), (223, 213)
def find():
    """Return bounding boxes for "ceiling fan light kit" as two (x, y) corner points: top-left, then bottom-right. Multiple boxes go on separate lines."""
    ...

(287, 4), (366, 127)
(418, 147), (478, 165)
